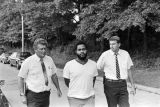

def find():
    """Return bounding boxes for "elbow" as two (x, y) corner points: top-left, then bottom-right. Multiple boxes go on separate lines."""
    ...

(97, 65), (103, 72)
(52, 74), (58, 80)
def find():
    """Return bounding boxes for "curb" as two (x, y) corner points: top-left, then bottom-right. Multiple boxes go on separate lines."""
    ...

(96, 76), (160, 95)
(0, 92), (12, 107)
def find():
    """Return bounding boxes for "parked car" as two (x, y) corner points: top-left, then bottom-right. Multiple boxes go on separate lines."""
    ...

(8, 52), (31, 69)
(0, 52), (11, 64)
(0, 47), (4, 55)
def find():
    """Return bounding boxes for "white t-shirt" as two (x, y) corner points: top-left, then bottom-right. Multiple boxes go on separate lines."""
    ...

(63, 59), (98, 99)
(97, 49), (133, 80)
(18, 54), (57, 93)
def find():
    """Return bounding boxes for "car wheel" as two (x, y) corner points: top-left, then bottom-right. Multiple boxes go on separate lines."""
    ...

(4, 61), (6, 64)
(3, 60), (5, 64)
(16, 63), (20, 70)
(10, 62), (13, 66)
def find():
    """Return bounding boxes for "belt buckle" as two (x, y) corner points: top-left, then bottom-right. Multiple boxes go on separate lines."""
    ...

(117, 79), (125, 82)
(105, 78), (114, 82)
(106, 78), (124, 82)
(107, 79), (113, 82)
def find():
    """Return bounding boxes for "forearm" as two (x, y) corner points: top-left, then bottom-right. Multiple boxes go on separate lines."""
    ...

(18, 77), (25, 94)
(128, 69), (135, 87)
(51, 74), (61, 91)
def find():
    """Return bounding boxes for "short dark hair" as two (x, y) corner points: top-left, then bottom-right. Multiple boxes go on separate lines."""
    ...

(74, 41), (88, 51)
(109, 36), (120, 43)
(33, 38), (48, 50)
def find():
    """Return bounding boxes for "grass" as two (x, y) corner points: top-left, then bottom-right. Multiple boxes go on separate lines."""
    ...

(132, 69), (160, 88)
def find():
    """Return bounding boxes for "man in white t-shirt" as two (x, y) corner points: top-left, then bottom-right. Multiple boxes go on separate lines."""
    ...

(63, 41), (98, 107)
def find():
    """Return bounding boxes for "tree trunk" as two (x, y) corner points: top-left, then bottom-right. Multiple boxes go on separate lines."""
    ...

(127, 26), (131, 50)
(143, 24), (147, 54)
(57, 28), (65, 52)
(100, 38), (104, 52)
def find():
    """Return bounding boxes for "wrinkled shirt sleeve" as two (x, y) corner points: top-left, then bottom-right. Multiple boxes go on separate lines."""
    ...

(63, 62), (70, 79)
(18, 59), (29, 78)
(97, 53), (105, 71)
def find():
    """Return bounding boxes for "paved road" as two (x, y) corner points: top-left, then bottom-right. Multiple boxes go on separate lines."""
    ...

(0, 63), (160, 107)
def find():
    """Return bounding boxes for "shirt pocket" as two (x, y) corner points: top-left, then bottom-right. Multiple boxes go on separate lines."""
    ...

(120, 60), (128, 70)
(46, 65), (54, 77)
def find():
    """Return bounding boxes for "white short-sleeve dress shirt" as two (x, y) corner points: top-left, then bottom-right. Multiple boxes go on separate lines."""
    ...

(97, 49), (133, 80)
(63, 59), (98, 99)
(18, 54), (57, 93)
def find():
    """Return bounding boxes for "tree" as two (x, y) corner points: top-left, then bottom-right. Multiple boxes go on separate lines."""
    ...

(118, 0), (160, 53)
(73, 0), (121, 51)
(0, 1), (76, 49)
(0, 1), (22, 44)
(73, 0), (160, 52)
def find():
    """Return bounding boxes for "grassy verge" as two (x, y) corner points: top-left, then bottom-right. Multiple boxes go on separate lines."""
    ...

(132, 69), (160, 88)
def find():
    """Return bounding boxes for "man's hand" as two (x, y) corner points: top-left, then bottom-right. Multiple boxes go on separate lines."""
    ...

(21, 95), (27, 104)
(130, 85), (136, 95)
(57, 89), (62, 97)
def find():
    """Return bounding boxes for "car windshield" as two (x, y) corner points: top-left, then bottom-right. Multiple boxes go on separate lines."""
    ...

(1, 53), (5, 56)
(5, 53), (10, 57)
(20, 52), (31, 58)
(0, 48), (4, 55)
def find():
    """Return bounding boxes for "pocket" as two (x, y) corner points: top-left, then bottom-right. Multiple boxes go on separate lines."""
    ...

(46, 65), (53, 76)
(26, 90), (35, 103)
(92, 95), (95, 99)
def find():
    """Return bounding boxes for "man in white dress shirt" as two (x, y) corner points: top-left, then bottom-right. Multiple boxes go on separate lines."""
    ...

(97, 36), (136, 107)
(18, 38), (62, 107)
(63, 41), (98, 107)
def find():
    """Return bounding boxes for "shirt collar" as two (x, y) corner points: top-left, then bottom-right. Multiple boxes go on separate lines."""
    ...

(34, 54), (46, 62)
(110, 49), (121, 56)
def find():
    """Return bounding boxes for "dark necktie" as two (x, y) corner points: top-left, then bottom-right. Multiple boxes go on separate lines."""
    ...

(115, 53), (120, 79)
(40, 58), (48, 86)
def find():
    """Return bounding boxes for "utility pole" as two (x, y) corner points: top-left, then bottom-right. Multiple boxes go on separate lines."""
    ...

(21, 0), (24, 52)
(21, 12), (24, 52)
(15, 0), (24, 52)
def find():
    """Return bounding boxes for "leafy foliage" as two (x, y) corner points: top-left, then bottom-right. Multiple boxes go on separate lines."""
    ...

(74, 0), (160, 41)
(0, 1), (21, 43)
(0, 0), (160, 53)
(0, 0), (76, 46)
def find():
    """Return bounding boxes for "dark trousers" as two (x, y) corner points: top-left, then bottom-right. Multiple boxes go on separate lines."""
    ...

(26, 90), (50, 107)
(103, 78), (129, 107)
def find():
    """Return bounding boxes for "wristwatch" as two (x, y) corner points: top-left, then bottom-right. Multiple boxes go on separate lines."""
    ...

(20, 93), (25, 96)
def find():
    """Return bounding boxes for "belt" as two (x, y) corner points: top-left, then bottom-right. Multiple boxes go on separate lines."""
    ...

(105, 78), (126, 82)
(27, 89), (50, 94)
